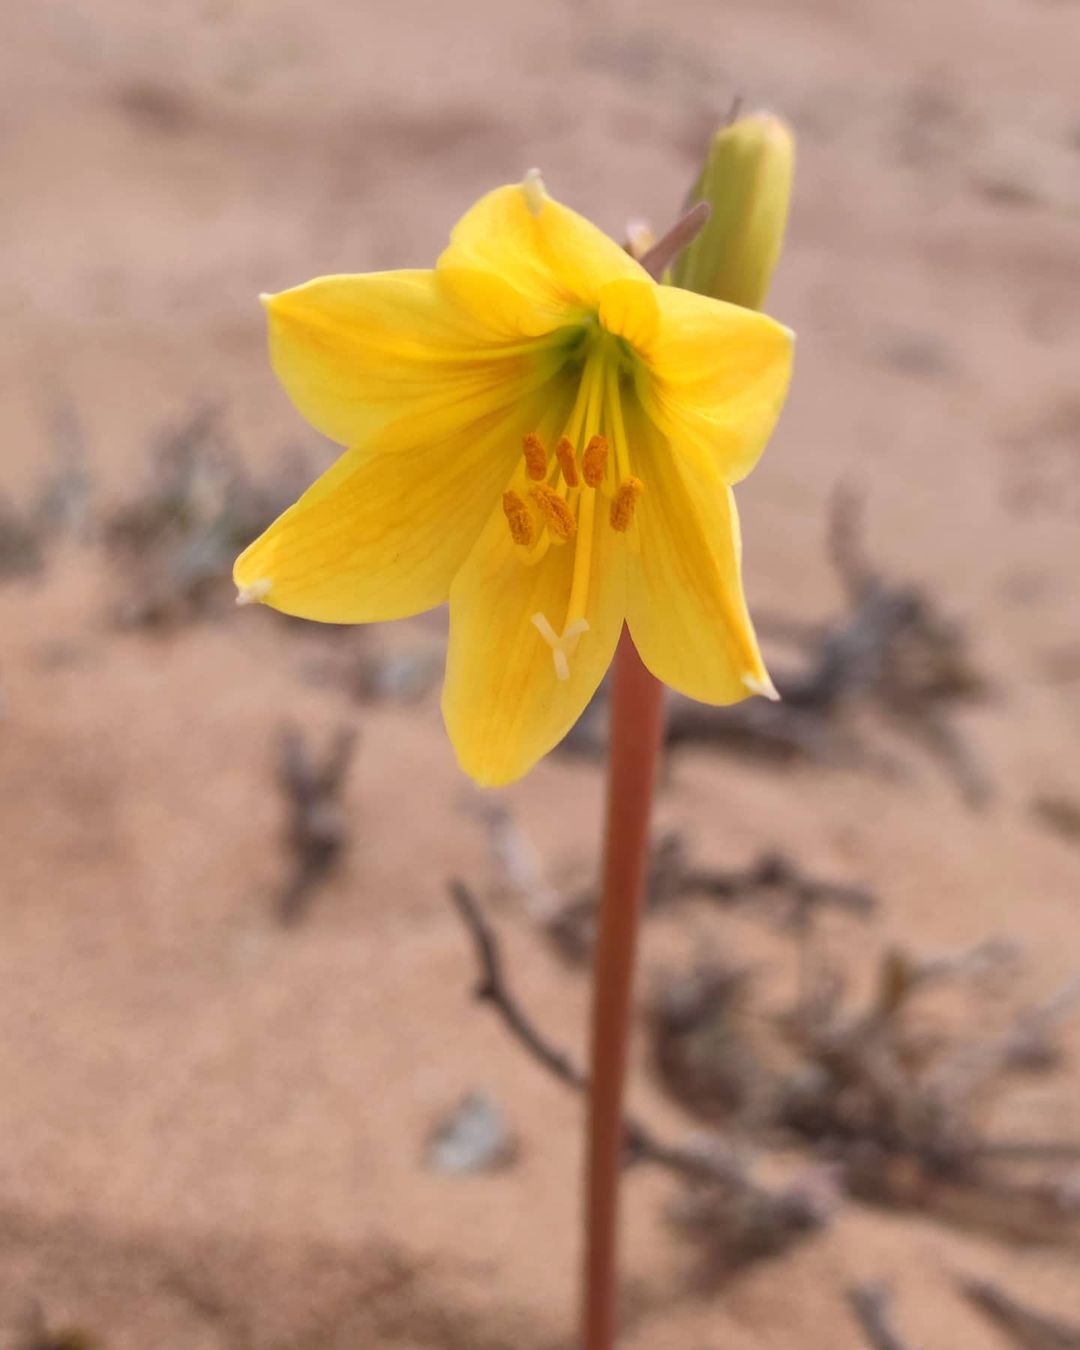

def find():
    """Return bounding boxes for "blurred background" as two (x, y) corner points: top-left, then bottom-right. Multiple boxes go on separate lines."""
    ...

(3, 1), (1080, 1346)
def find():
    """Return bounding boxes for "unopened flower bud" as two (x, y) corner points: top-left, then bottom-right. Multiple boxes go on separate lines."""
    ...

(673, 112), (794, 311)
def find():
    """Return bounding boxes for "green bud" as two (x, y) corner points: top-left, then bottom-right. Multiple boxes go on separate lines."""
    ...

(673, 112), (794, 311)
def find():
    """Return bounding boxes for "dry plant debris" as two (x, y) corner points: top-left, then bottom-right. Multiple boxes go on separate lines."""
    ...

(103, 403), (311, 629)
(957, 1274), (1080, 1350)
(650, 962), (769, 1124)
(648, 904), (1080, 1247)
(0, 401), (94, 582)
(275, 724), (358, 925)
(447, 880), (830, 1272)
(544, 832), (875, 966)
(456, 812), (1080, 1276)
(674, 485), (991, 803)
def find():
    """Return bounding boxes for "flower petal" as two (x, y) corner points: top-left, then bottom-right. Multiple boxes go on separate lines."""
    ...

(234, 394), (554, 624)
(438, 182), (648, 319)
(442, 500), (627, 787)
(640, 285), (793, 484)
(624, 403), (773, 704)
(264, 268), (566, 449)
(597, 276), (661, 354)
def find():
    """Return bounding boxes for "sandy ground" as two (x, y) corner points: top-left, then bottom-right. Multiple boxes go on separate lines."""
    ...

(3, 0), (1080, 1345)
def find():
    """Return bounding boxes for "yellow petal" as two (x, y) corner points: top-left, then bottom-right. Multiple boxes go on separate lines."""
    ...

(264, 268), (564, 449)
(234, 391), (557, 624)
(438, 181), (648, 320)
(623, 402), (772, 704)
(597, 276), (661, 354)
(640, 285), (793, 484)
(442, 497), (627, 787)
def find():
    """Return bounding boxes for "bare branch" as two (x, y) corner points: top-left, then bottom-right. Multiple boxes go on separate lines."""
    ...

(446, 877), (829, 1219)
(448, 879), (585, 1093)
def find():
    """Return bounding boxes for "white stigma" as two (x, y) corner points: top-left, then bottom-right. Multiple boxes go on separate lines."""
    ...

(236, 578), (273, 606)
(522, 168), (546, 217)
(532, 613), (589, 681)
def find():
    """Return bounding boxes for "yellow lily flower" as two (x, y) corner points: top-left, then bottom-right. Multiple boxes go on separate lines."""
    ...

(235, 173), (794, 786)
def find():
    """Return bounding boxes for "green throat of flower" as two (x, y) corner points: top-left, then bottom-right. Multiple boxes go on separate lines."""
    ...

(501, 332), (642, 682)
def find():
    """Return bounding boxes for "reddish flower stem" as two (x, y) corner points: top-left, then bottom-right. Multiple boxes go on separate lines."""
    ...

(582, 628), (666, 1350)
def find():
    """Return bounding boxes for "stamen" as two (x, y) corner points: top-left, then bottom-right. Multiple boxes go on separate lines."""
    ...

(502, 490), (536, 547)
(530, 484), (576, 541)
(532, 613), (590, 681)
(581, 434), (609, 488)
(554, 435), (581, 488)
(610, 476), (643, 532)
(522, 432), (548, 481)
(236, 578), (272, 606)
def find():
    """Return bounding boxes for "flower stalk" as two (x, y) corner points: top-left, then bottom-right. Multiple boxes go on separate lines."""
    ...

(583, 630), (666, 1349)
(582, 111), (794, 1348)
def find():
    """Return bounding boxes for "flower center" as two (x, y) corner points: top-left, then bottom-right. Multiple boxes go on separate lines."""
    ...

(499, 343), (643, 681)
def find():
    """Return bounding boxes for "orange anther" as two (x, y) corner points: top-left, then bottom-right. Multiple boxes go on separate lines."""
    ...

(502, 490), (536, 547)
(610, 476), (643, 532)
(554, 435), (581, 488)
(529, 484), (577, 541)
(582, 434), (609, 488)
(522, 433), (548, 481)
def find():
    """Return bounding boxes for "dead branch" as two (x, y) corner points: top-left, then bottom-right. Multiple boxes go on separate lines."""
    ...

(447, 879), (585, 1094)
(677, 847), (877, 929)
(446, 878), (832, 1259)
(957, 1275), (1080, 1350)
(846, 1282), (911, 1350)
(276, 725), (358, 924)
(545, 836), (876, 965)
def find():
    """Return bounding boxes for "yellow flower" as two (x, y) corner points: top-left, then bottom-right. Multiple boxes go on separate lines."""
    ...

(235, 174), (794, 786)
